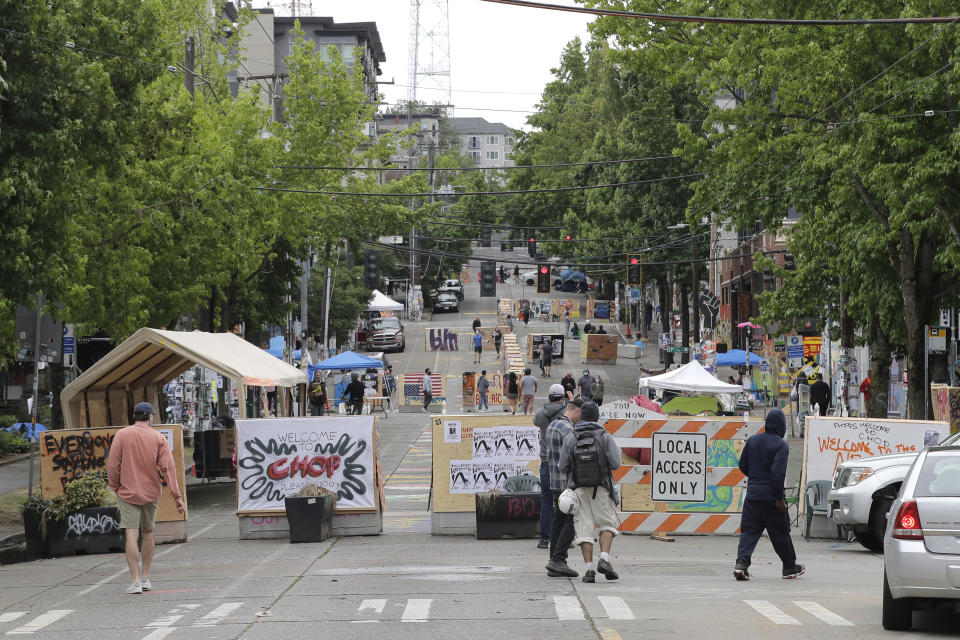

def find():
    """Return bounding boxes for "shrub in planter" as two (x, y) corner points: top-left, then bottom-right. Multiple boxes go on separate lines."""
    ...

(43, 472), (123, 557)
(20, 495), (50, 556)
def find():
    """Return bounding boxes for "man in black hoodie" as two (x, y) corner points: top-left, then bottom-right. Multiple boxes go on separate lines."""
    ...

(534, 384), (568, 549)
(734, 409), (805, 580)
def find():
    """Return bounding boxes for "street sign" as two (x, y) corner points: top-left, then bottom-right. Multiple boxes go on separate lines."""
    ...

(928, 326), (947, 353)
(786, 335), (803, 368)
(665, 346), (688, 353)
(651, 432), (707, 502)
(629, 287), (642, 300)
(63, 324), (75, 368)
(377, 235), (404, 244)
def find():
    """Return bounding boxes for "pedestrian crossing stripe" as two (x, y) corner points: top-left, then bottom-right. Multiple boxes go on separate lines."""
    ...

(5, 610), (73, 635)
(744, 600), (855, 626)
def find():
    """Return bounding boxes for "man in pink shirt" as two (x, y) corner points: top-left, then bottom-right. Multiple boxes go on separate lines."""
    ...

(107, 402), (184, 594)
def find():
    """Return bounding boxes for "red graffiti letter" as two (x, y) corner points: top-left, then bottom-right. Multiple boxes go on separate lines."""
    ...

(267, 458), (289, 480)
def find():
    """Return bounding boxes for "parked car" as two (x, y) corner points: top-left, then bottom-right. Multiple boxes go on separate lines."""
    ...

(441, 279), (464, 300)
(367, 317), (405, 352)
(829, 429), (960, 551)
(433, 292), (460, 313)
(882, 444), (960, 630)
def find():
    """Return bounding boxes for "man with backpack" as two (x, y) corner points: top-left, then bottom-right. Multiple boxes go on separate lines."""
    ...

(534, 384), (568, 549)
(543, 396), (584, 577)
(558, 401), (622, 583)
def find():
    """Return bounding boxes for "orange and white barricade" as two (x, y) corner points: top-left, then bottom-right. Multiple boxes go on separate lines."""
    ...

(605, 417), (765, 535)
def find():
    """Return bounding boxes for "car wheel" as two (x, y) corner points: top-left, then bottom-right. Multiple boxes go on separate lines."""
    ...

(398, 342), (405, 353)
(882, 571), (912, 630)
(853, 530), (883, 552)
(869, 496), (894, 549)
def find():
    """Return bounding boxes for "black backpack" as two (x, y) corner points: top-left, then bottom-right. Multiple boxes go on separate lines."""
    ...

(572, 428), (608, 490)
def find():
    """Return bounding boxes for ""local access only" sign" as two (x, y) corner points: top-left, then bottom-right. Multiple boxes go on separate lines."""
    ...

(651, 432), (707, 502)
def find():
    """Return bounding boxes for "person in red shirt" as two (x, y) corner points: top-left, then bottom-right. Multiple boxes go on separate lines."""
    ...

(859, 372), (872, 416)
(107, 402), (184, 594)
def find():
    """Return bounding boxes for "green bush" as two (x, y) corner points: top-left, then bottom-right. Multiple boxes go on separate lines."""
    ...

(46, 472), (115, 521)
(0, 414), (17, 430)
(20, 494), (51, 518)
(0, 431), (30, 455)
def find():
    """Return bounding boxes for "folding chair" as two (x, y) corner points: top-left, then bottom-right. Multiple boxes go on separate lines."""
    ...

(804, 480), (832, 540)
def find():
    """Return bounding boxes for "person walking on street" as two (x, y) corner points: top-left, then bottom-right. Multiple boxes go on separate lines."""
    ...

(591, 376), (604, 405)
(541, 340), (553, 377)
(561, 372), (576, 397)
(558, 401), (621, 583)
(422, 368), (434, 413)
(473, 329), (484, 364)
(809, 373), (831, 416)
(564, 311), (571, 337)
(494, 328), (503, 357)
(341, 373), (365, 415)
(544, 397), (584, 577)
(506, 314), (514, 332)
(513, 265), (520, 284)
(734, 409), (805, 581)
(308, 373), (327, 416)
(534, 385), (567, 549)
(107, 402), (184, 594)
(577, 369), (595, 400)
(571, 323), (580, 340)
(477, 370), (490, 413)
(472, 316), (482, 332)
(521, 368), (538, 415)
(506, 371), (520, 414)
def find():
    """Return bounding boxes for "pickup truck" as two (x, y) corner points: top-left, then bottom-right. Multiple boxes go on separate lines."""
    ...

(828, 429), (960, 551)
(367, 316), (405, 352)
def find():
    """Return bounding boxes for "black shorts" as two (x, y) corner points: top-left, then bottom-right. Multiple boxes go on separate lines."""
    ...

(474, 346), (482, 353)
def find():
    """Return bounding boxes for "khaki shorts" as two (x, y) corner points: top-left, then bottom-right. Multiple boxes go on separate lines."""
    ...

(118, 499), (159, 531)
(572, 486), (619, 545)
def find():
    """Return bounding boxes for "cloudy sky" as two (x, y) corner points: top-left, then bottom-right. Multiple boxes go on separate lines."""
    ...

(249, 0), (594, 130)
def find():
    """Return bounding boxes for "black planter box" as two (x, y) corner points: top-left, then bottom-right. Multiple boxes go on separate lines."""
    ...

(475, 492), (541, 540)
(22, 507), (46, 557)
(44, 507), (124, 557)
(285, 495), (334, 543)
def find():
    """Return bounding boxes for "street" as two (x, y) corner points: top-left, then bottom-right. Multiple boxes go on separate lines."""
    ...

(0, 248), (940, 639)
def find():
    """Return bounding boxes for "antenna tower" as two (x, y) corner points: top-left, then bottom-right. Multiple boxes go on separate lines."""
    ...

(407, 0), (452, 106)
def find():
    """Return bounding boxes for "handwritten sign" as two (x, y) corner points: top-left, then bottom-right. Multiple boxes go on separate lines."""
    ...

(235, 416), (377, 512)
(804, 417), (949, 485)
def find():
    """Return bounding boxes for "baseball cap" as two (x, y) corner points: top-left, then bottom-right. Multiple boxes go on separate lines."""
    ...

(548, 383), (565, 397)
(133, 402), (155, 415)
(569, 396), (586, 407)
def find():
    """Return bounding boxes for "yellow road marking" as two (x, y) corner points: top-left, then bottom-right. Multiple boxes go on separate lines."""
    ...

(600, 629), (623, 640)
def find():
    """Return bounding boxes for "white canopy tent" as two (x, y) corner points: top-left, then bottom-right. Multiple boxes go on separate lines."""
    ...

(367, 289), (404, 312)
(638, 360), (743, 395)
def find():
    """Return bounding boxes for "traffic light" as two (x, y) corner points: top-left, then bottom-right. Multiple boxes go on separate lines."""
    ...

(363, 249), (380, 288)
(480, 260), (497, 297)
(564, 234), (572, 241)
(528, 236), (536, 257)
(783, 253), (796, 270)
(627, 254), (642, 285)
(481, 226), (491, 247)
(537, 264), (550, 293)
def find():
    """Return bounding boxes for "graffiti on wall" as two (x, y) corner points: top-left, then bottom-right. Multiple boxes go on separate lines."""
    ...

(427, 328), (459, 351)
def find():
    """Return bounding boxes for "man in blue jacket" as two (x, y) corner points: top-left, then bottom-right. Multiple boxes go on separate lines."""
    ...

(734, 409), (805, 580)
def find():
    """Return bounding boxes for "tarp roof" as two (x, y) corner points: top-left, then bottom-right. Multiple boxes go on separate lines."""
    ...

(639, 360), (743, 394)
(716, 349), (766, 367)
(367, 290), (403, 311)
(313, 350), (384, 371)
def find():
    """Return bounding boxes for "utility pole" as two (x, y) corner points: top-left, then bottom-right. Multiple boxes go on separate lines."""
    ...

(184, 36), (195, 99)
(26, 293), (41, 498)
(692, 232), (700, 344)
(323, 265), (332, 357)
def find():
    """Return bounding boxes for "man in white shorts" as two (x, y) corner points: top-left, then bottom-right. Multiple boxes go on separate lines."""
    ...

(558, 401), (622, 583)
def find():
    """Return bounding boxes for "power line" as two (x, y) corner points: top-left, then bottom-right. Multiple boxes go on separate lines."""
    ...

(480, 0), (960, 25)
(277, 155), (680, 172)
(254, 172), (704, 197)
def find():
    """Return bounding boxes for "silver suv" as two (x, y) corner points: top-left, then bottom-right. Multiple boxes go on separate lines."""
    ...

(882, 445), (960, 630)
(829, 430), (960, 551)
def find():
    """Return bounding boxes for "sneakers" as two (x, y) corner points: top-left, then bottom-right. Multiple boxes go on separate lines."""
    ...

(140, 577), (151, 591)
(582, 569), (596, 583)
(782, 564), (806, 579)
(537, 539), (549, 549)
(125, 581), (143, 595)
(596, 559), (619, 580)
(545, 560), (578, 578)
(734, 561), (750, 581)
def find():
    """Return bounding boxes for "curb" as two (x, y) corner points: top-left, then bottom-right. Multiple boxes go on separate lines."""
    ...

(0, 452), (34, 467)
(0, 532), (24, 548)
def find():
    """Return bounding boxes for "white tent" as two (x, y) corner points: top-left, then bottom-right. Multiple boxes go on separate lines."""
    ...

(638, 359), (743, 394)
(367, 289), (404, 312)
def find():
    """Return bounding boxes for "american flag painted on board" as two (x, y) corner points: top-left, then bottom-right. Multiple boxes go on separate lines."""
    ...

(404, 374), (443, 397)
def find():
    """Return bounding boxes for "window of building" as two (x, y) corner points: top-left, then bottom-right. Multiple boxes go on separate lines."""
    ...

(486, 135), (499, 145)
(311, 36), (357, 66)
(468, 151), (482, 161)
(505, 136), (514, 145)
(485, 151), (499, 160)
(505, 152), (512, 160)
(467, 136), (481, 149)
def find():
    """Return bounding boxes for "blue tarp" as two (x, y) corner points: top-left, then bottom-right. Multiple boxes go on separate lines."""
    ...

(560, 269), (586, 282)
(313, 351), (384, 371)
(5, 422), (47, 441)
(264, 335), (301, 362)
(716, 349), (766, 367)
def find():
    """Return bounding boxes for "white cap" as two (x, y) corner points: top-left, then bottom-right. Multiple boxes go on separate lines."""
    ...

(548, 384), (565, 397)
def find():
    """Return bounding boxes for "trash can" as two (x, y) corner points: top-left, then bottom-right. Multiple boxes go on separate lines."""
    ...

(285, 494), (334, 543)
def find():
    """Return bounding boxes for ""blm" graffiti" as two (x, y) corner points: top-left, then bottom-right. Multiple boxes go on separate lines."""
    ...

(427, 328), (459, 351)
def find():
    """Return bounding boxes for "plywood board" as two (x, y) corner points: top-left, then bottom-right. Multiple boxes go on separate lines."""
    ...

(40, 424), (186, 523)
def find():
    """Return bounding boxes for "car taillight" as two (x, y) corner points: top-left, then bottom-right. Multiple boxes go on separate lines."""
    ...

(892, 500), (923, 540)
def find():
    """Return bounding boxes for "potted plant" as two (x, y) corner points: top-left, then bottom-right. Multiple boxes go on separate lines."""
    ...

(42, 472), (123, 557)
(20, 495), (50, 556)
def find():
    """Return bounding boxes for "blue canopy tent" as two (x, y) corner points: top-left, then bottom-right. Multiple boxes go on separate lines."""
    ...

(311, 351), (386, 408)
(5, 422), (47, 441)
(715, 349), (766, 367)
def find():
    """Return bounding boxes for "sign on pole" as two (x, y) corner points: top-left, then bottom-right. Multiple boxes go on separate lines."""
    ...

(651, 432), (707, 502)
(786, 335), (803, 368)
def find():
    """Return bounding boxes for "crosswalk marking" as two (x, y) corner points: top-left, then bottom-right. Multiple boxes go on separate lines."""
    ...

(598, 596), (634, 620)
(0, 615), (25, 625)
(140, 629), (178, 640)
(793, 601), (854, 626)
(145, 614), (183, 628)
(358, 599), (387, 614)
(744, 600), (800, 625)
(553, 596), (585, 621)
(6, 610), (73, 635)
(191, 603), (243, 627)
(401, 599), (432, 622)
